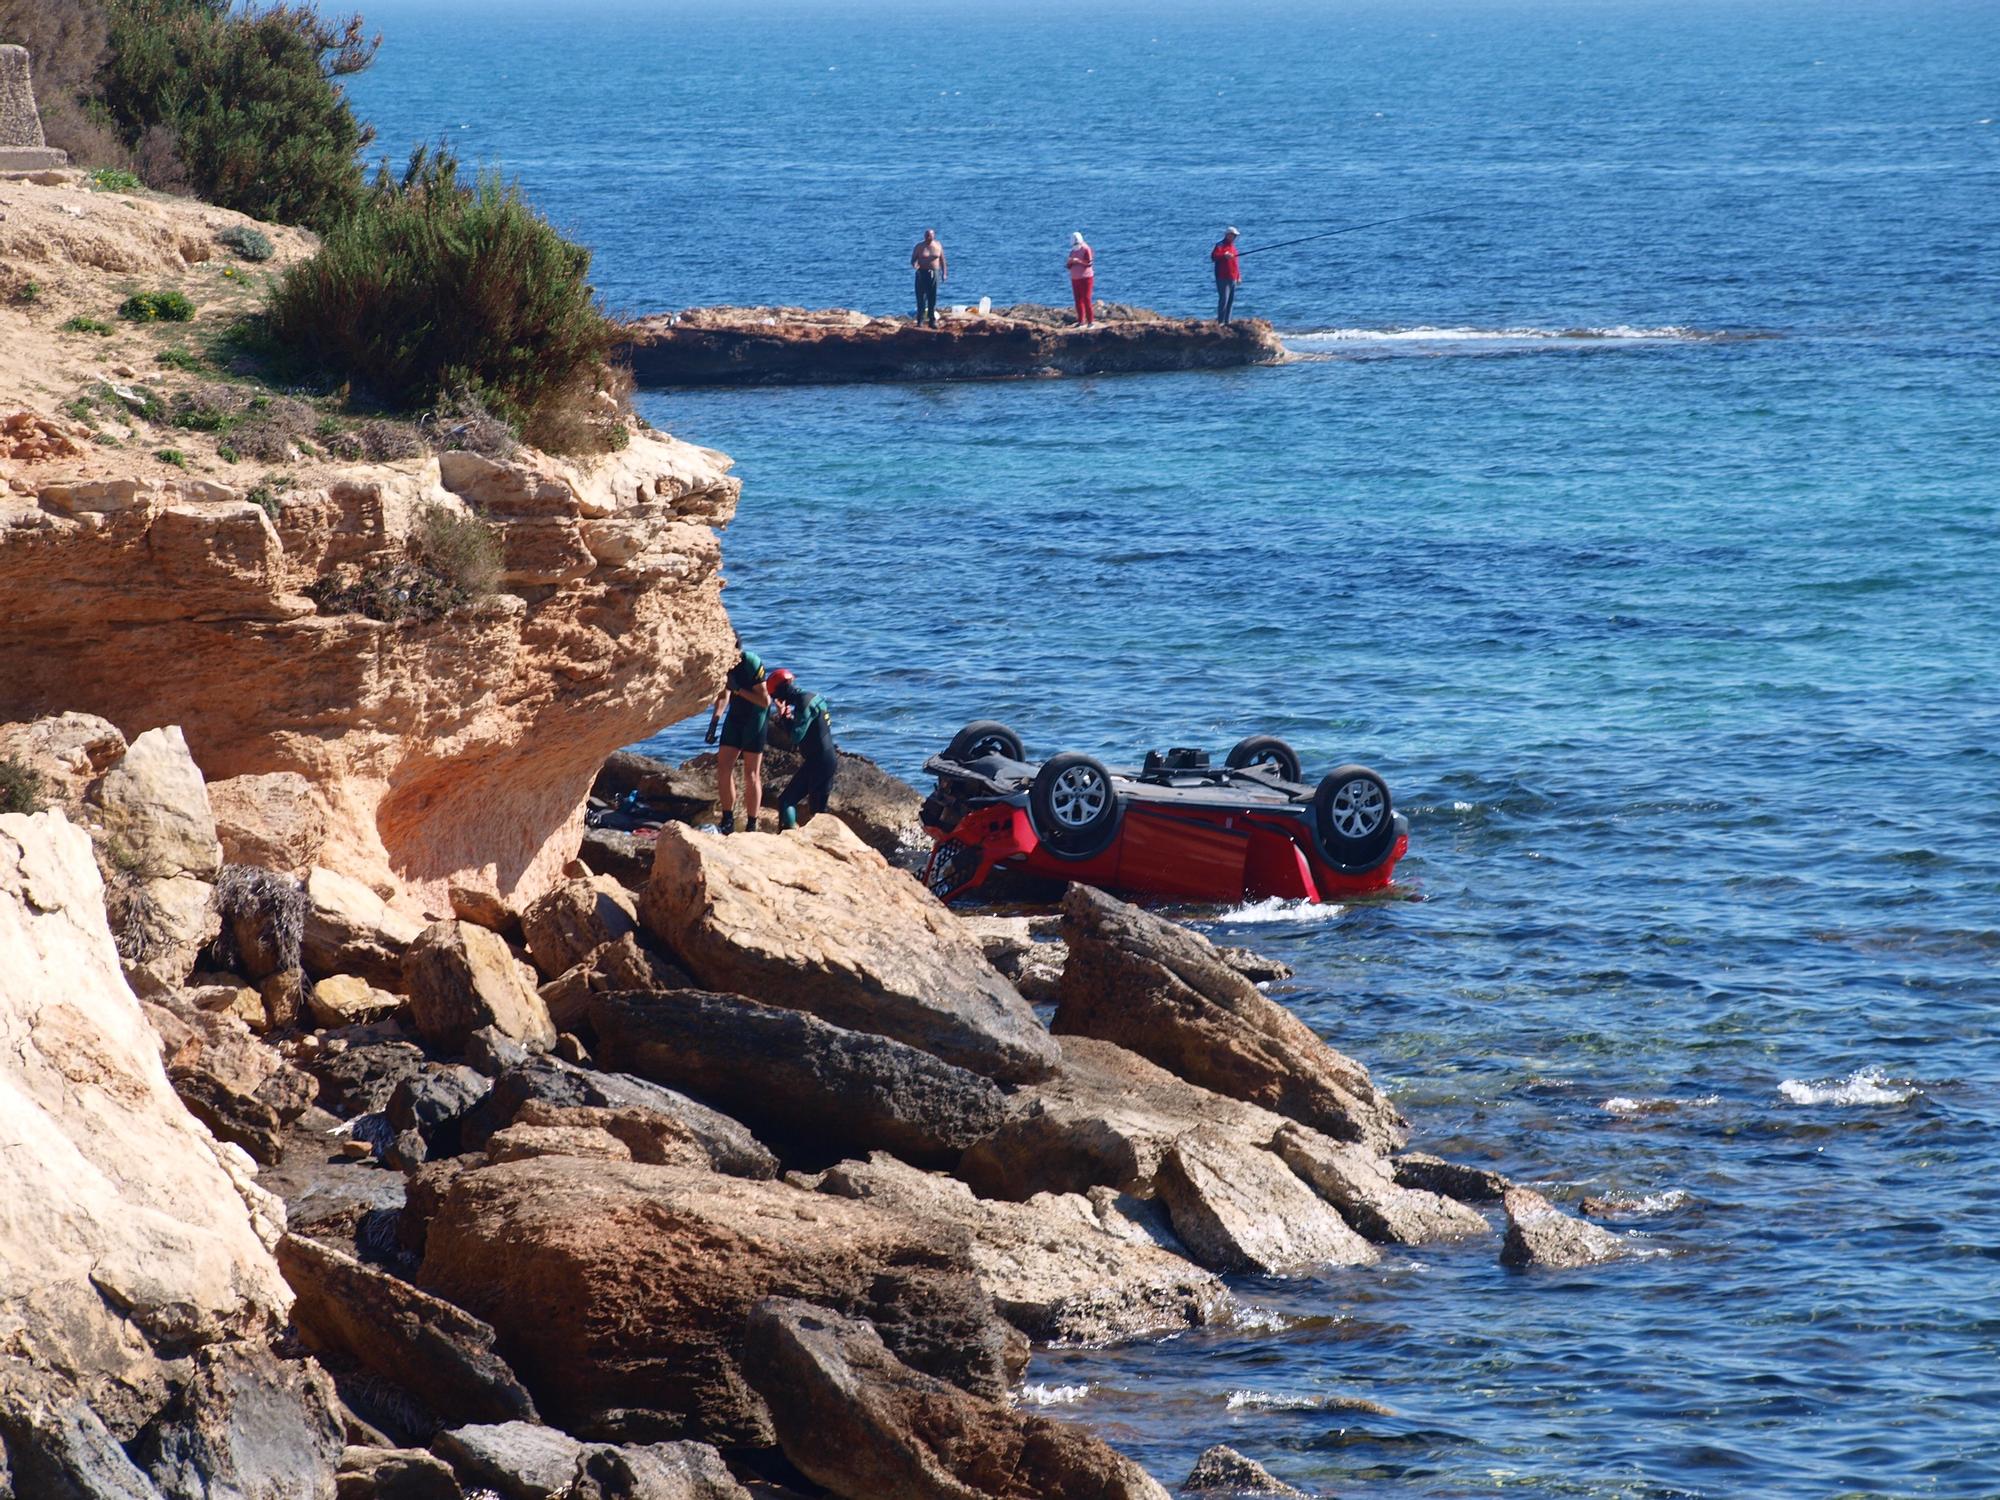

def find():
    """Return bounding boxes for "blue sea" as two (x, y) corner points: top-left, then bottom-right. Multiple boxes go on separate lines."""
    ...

(348, 3), (2000, 1494)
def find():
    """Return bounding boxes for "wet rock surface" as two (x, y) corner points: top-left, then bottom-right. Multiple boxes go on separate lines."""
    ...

(1499, 1187), (1630, 1269)
(1155, 1130), (1377, 1276)
(1182, 1443), (1311, 1497)
(1274, 1123), (1492, 1245)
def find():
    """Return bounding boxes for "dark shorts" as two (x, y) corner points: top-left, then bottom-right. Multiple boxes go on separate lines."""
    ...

(719, 706), (768, 753)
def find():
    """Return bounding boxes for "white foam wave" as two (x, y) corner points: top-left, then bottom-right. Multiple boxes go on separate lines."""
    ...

(1628, 1189), (1690, 1214)
(1227, 1305), (1297, 1334)
(1602, 1094), (1720, 1116)
(1217, 897), (1346, 926)
(1287, 323), (1707, 347)
(1017, 1382), (1090, 1406)
(1778, 1065), (1915, 1107)
(1226, 1389), (1320, 1412)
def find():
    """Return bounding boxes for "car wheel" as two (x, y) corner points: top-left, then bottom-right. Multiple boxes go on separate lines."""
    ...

(1313, 764), (1394, 865)
(946, 720), (1025, 762)
(1030, 753), (1122, 859)
(1225, 734), (1303, 782)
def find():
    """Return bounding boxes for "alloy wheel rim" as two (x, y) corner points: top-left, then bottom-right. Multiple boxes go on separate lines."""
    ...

(1329, 779), (1385, 837)
(1050, 767), (1109, 826)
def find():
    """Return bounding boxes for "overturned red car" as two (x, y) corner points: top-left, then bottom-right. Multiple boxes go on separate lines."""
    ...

(920, 721), (1408, 906)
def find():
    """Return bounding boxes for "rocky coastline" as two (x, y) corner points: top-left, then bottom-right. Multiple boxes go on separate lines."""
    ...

(620, 305), (1287, 388)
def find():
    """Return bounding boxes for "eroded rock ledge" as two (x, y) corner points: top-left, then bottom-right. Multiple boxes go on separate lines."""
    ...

(622, 304), (1287, 387)
(0, 433), (741, 915)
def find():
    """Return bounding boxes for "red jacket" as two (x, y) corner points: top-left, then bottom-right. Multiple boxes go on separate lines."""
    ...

(1212, 241), (1241, 282)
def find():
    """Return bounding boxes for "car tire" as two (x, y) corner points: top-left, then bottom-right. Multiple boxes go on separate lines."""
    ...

(1225, 734), (1303, 782)
(1312, 764), (1394, 865)
(1030, 752), (1122, 859)
(946, 720), (1025, 762)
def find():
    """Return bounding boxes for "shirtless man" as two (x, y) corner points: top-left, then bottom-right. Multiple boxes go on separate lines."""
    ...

(911, 229), (947, 327)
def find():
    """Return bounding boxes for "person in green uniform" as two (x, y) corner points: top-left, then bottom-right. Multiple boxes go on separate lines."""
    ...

(705, 642), (770, 833)
(765, 668), (839, 830)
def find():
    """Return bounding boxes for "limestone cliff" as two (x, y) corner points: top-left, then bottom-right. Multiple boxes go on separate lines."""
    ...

(0, 438), (739, 915)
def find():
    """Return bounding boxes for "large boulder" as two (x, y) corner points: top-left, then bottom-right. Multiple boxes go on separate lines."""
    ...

(960, 1035), (1298, 1202)
(1499, 1188), (1628, 1269)
(403, 920), (556, 1052)
(587, 988), (1008, 1167)
(417, 1157), (1020, 1445)
(743, 1299), (1170, 1500)
(279, 1233), (537, 1431)
(519, 876), (639, 982)
(0, 711), (126, 807)
(88, 724), (223, 881)
(538, 931), (690, 1034)
(811, 1153), (1228, 1344)
(429, 1422), (748, 1500)
(209, 771), (330, 874)
(1273, 1124), (1491, 1245)
(304, 866), (425, 989)
(310, 973), (405, 1030)
(1055, 886), (1404, 1150)
(0, 807), (315, 1485)
(639, 819), (1057, 1083)
(460, 1055), (777, 1178)
(129, 1342), (346, 1500)
(1154, 1131), (1376, 1276)
(146, 996), (317, 1164)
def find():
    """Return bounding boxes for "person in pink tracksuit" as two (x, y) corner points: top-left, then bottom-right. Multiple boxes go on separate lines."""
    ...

(1066, 232), (1096, 327)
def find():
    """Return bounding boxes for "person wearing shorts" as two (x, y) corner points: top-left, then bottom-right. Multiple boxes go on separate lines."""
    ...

(709, 645), (770, 833)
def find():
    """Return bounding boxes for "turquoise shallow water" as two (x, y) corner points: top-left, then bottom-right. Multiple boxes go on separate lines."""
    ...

(350, 2), (2000, 1493)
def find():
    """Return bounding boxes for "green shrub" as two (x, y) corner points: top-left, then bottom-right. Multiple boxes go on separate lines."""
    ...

(305, 500), (502, 622)
(62, 315), (115, 335)
(10, 279), (40, 304)
(119, 289), (195, 322)
(97, 0), (377, 230)
(156, 447), (186, 467)
(0, 756), (46, 816)
(247, 482), (279, 517)
(265, 146), (621, 454)
(158, 346), (203, 371)
(217, 443), (239, 463)
(217, 224), (275, 262)
(88, 166), (144, 192)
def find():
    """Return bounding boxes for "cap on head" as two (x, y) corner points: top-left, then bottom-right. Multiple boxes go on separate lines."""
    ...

(1225, 226), (1239, 238)
(766, 667), (796, 697)
(1072, 231), (1085, 245)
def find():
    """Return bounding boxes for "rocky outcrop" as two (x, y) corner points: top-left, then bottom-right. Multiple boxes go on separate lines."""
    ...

(1393, 1151), (1512, 1204)
(0, 807), (333, 1491)
(622, 305), (1285, 388)
(538, 931), (690, 1034)
(588, 988), (1008, 1167)
(1154, 1131), (1376, 1276)
(1499, 1188), (1628, 1269)
(1055, 886), (1404, 1150)
(303, 865), (426, 989)
(743, 1299), (1169, 1500)
(417, 1157), (1019, 1444)
(810, 1153), (1228, 1344)
(1273, 1124), (1491, 1245)
(210, 770), (329, 874)
(428, 1422), (748, 1500)
(519, 875), (638, 981)
(0, 431), (741, 917)
(640, 819), (1058, 1083)
(1183, 1445), (1309, 1498)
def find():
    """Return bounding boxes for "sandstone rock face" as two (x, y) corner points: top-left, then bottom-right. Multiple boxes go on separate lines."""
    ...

(1155, 1131), (1377, 1276)
(1056, 886), (1404, 1150)
(88, 724), (223, 880)
(417, 1157), (1016, 1444)
(520, 875), (637, 981)
(337, 1444), (463, 1500)
(148, 994), (316, 1164)
(0, 807), (307, 1481)
(1274, 1124), (1492, 1245)
(641, 819), (1057, 1083)
(0, 433), (741, 917)
(1499, 1187), (1628, 1269)
(812, 1153), (1228, 1344)
(0, 710), (125, 806)
(403, 919), (556, 1052)
(278, 1232), (539, 1431)
(538, 931), (690, 1034)
(588, 988), (1008, 1167)
(743, 1298), (1171, 1500)
(211, 770), (329, 873)
(310, 972), (405, 1029)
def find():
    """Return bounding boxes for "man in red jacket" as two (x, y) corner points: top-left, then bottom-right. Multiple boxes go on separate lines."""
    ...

(1211, 226), (1241, 323)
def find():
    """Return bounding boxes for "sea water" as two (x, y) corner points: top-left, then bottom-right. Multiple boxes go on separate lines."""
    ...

(348, 2), (2000, 1492)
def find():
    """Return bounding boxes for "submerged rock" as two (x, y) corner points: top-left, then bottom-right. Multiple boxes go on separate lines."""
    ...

(1499, 1187), (1629, 1269)
(1183, 1443), (1310, 1497)
(1393, 1151), (1512, 1204)
(1274, 1124), (1491, 1245)
(640, 818), (1058, 1083)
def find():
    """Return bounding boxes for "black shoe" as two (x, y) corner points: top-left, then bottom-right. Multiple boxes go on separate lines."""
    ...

(718, 810), (735, 835)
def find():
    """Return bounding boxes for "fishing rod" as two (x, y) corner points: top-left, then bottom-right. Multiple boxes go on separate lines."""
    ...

(1236, 207), (1455, 258)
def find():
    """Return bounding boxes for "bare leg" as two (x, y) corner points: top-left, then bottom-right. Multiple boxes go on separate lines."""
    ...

(742, 752), (764, 826)
(715, 745), (739, 815)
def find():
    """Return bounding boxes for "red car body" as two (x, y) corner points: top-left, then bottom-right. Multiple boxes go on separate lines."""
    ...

(919, 727), (1407, 906)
